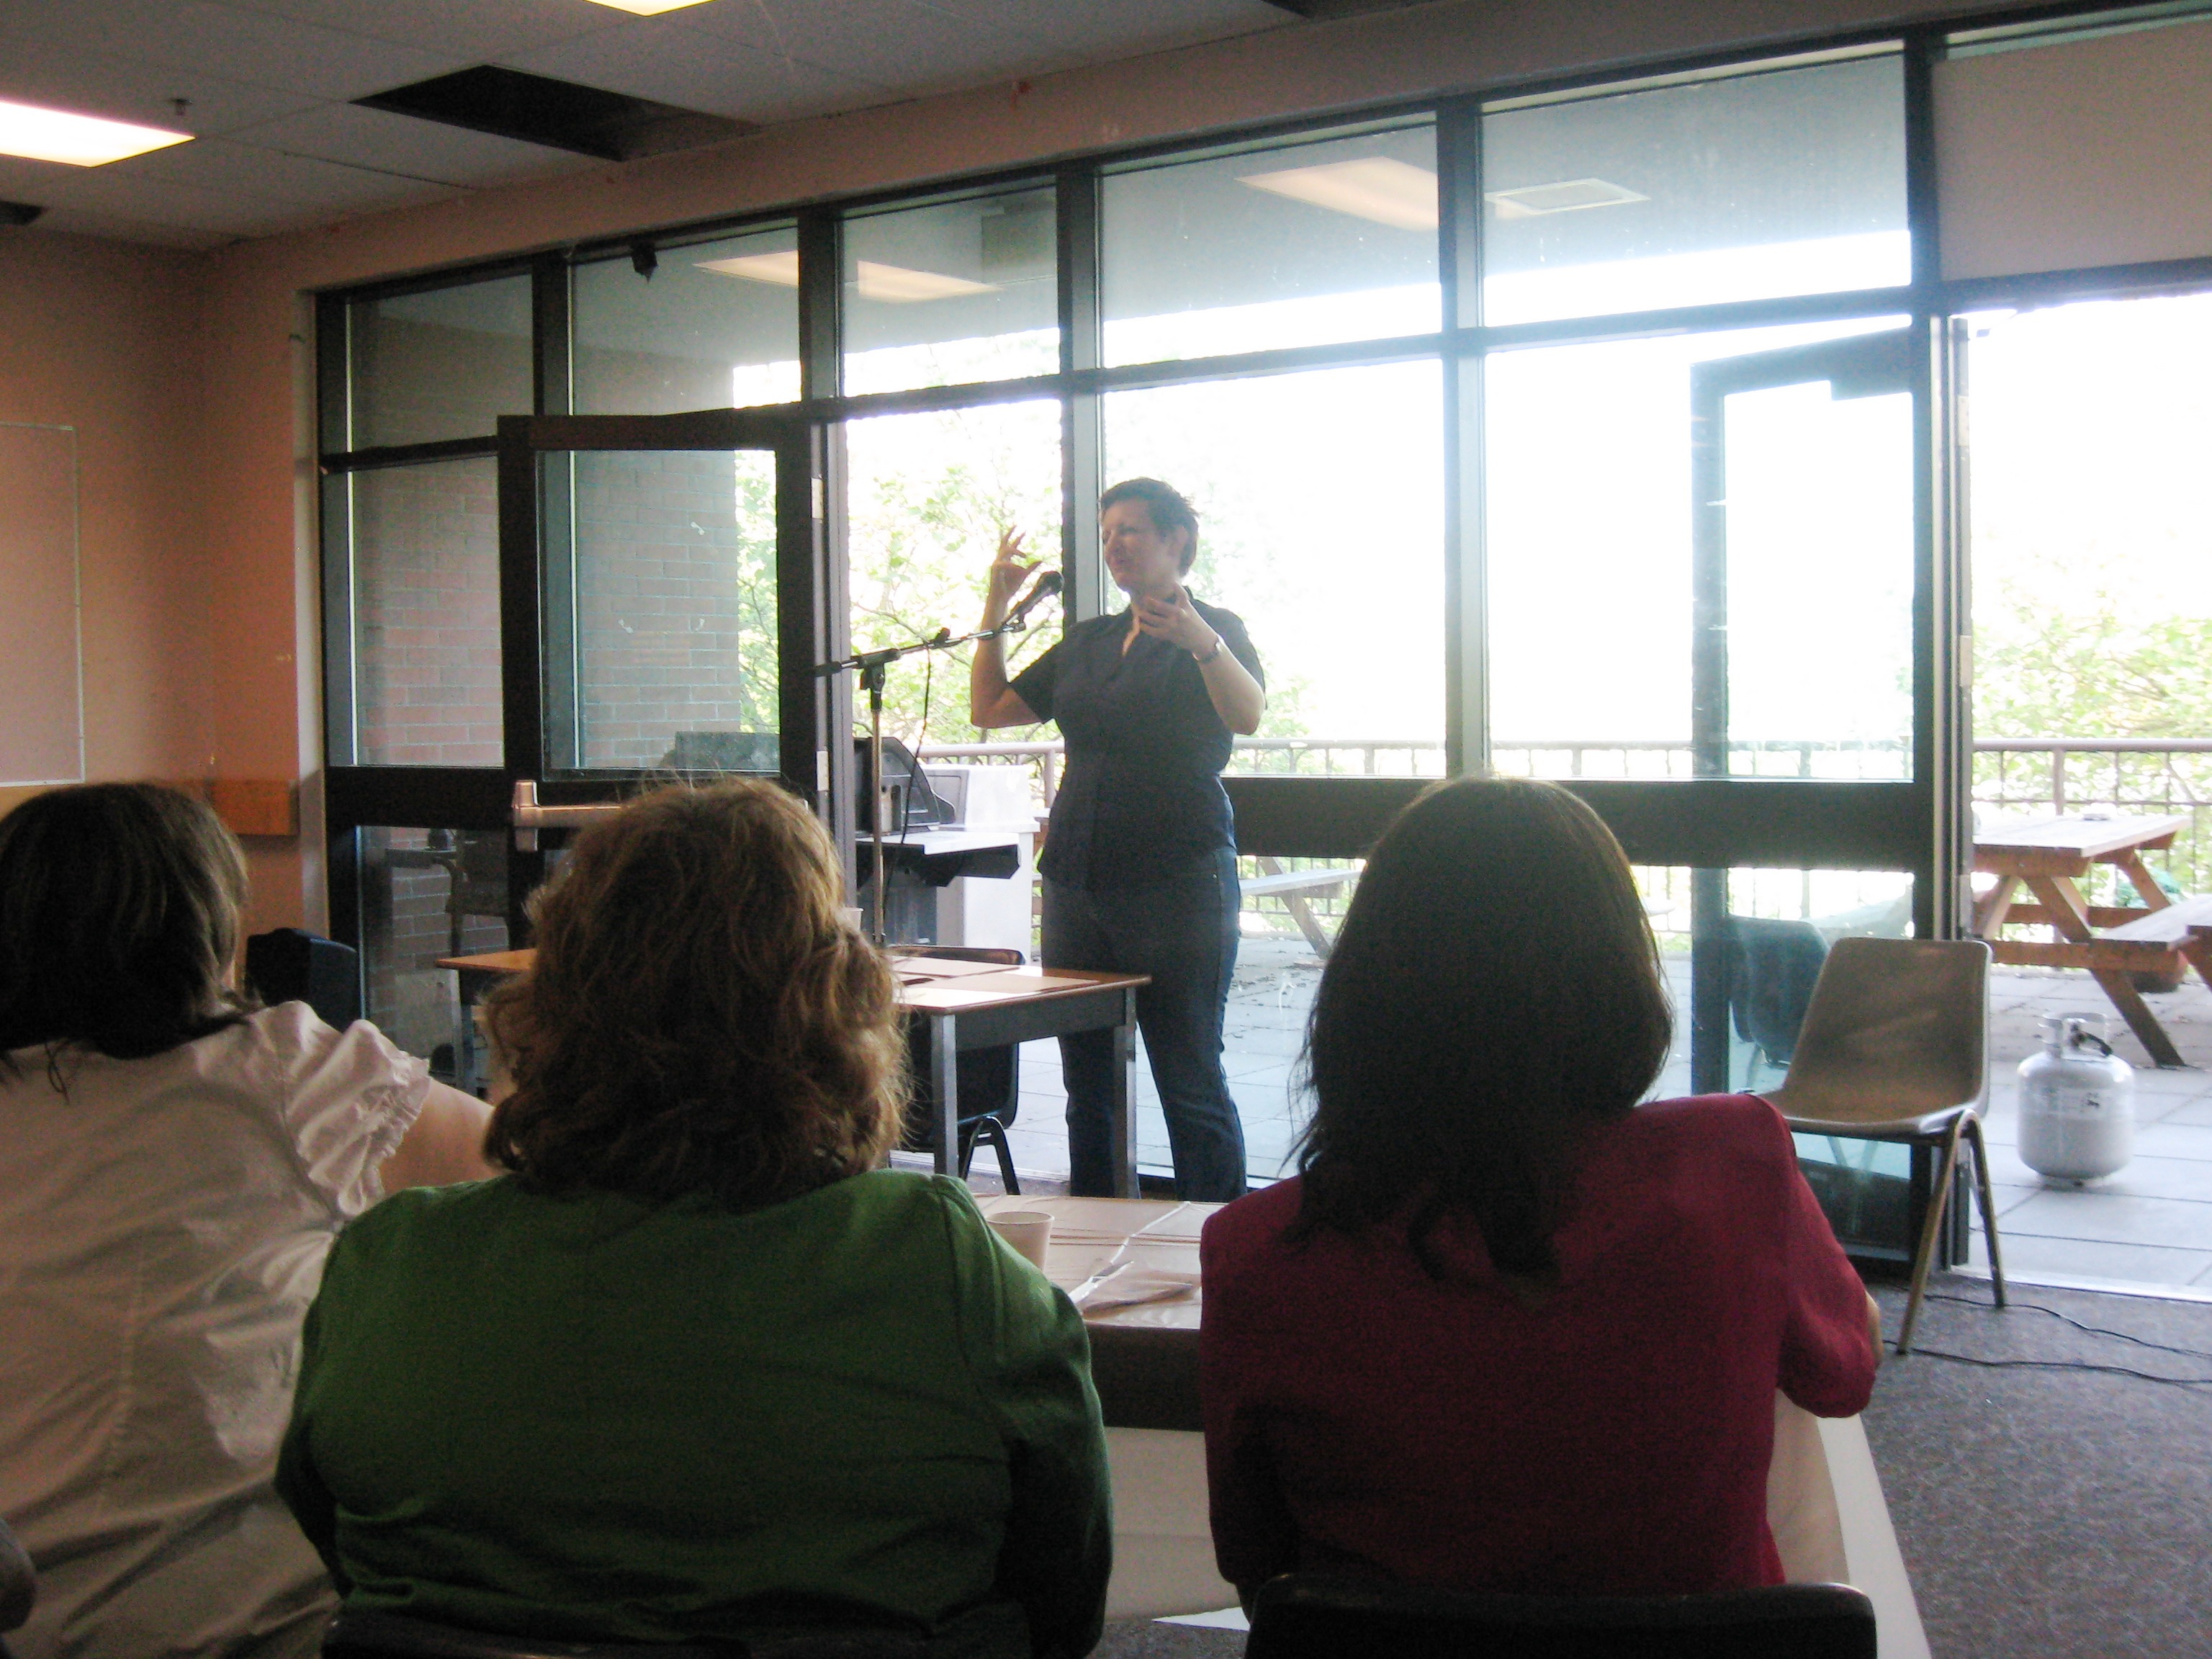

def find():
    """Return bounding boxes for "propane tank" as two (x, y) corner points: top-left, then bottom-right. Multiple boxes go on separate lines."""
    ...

(2017, 1012), (2135, 1183)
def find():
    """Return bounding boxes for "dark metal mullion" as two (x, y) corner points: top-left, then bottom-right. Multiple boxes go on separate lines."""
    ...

(1058, 163), (1105, 622)
(532, 253), (582, 775)
(495, 417), (549, 938)
(1437, 97), (1483, 778)
(320, 436), (500, 475)
(1905, 24), (1958, 943)
(315, 293), (364, 985)
(1686, 359), (1732, 1093)
(797, 209), (842, 403)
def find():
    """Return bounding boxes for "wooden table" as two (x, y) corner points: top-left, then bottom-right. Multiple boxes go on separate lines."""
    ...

(976, 1195), (1928, 1656)
(1973, 814), (2206, 1067)
(438, 951), (1151, 1198)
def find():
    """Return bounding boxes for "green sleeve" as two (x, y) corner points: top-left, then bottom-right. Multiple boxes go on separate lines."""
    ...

(940, 1185), (1112, 1659)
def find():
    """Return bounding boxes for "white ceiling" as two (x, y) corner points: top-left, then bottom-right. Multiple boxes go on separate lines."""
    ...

(0, 0), (1295, 249)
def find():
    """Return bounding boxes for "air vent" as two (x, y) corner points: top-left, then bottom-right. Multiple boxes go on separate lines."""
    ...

(1485, 177), (1650, 219)
(357, 66), (753, 163)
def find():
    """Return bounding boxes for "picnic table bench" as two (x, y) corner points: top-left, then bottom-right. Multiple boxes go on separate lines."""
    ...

(1241, 856), (1359, 958)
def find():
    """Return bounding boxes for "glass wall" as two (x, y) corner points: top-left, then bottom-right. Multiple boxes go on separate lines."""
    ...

(358, 827), (511, 1079)
(573, 224), (801, 413)
(843, 400), (1063, 747)
(562, 449), (782, 773)
(1482, 53), (1910, 325)
(844, 186), (1058, 395)
(349, 458), (503, 766)
(1105, 361), (1447, 773)
(347, 275), (534, 449)
(1102, 121), (1439, 364)
(1485, 319), (1914, 780)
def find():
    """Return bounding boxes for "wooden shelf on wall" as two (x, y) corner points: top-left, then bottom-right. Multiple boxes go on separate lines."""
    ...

(210, 779), (298, 838)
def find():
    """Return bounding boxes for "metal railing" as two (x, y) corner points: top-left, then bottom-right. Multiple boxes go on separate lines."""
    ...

(917, 734), (2212, 894)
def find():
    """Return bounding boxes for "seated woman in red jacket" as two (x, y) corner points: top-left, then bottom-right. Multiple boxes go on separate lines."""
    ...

(1200, 776), (1880, 1601)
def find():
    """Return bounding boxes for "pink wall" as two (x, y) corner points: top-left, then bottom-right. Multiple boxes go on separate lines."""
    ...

(183, 0), (1963, 925)
(0, 228), (212, 815)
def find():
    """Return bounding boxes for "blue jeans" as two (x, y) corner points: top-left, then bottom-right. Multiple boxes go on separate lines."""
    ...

(1042, 849), (1247, 1201)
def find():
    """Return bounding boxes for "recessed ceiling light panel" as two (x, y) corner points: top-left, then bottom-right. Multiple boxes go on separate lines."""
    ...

(1485, 178), (1650, 219)
(0, 97), (191, 167)
(696, 253), (998, 303)
(1238, 156), (1437, 230)
(580, 0), (718, 12)
(696, 251), (800, 285)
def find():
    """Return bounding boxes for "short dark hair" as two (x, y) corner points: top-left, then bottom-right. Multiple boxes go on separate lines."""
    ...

(1099, 477), (1200, 572)
(1290, 776), (1673, 1278)
(483, 781), (907, 1209)
(0, 783), (252, 1066)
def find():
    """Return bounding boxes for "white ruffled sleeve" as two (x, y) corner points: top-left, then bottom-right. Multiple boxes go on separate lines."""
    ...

(261, 1002), (430, 1218)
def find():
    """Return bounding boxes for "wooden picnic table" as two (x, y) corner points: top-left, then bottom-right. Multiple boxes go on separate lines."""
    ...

(1973, 813), (2212, 1068)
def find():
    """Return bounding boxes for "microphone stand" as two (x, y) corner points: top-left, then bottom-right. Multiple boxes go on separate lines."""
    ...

(814, 607), (1048, 945)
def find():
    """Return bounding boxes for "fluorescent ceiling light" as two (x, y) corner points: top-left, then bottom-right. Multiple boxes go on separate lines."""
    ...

(580, 0), (719, 13)
(1237, 157), (1437, 230)
(0, 96), (191, 166)
(1485, 178), (1649, 219)
(696, 251), (998, 303)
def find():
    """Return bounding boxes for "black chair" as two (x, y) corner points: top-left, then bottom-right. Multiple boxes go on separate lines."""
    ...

(1244, 1573), (1877, 1659)
(1725, 916), (1829, 1085)
(245, 927), (364, 1030)
(323, 1610), (920, 1658)
(896, 946), (1025, 1192)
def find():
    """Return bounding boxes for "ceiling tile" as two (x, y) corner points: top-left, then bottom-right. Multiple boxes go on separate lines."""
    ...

(0, 0), (467, 104)
(916, 0), (1289, 55)
(509, 17), (883, 125)
(107, 135), (460, 216)
(222, 101), (602, 189)
(28, 161), (310, 233)
(0, 36), (325, 138)
(677, 0), (1036, 94)
(213, 0), (627, 63)
(22, 203), (237, 248)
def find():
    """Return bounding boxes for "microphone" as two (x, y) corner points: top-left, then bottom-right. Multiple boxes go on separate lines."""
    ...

(1002, 567), (1063, 630)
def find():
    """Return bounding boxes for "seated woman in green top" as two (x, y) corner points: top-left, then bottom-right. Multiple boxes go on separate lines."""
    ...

(276, 781), (1112, 1659)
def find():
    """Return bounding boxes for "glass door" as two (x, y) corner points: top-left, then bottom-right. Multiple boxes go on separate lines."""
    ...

(324, 408), (836, 1076)
(1684, 329), (1918, 1091)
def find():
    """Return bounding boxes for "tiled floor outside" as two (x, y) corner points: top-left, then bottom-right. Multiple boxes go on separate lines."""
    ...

(984, 929), (2212, 1300)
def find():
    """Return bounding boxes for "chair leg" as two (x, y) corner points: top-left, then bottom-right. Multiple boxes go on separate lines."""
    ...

(1896, 1121), (1965, 1357)
(1962, 1113), (2008, 1310)
(956, 1120), (980, 1182)
(985, 1120), (1020, 1195)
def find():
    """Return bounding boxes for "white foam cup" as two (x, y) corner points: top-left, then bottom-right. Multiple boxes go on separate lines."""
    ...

(987, 1210), (1053, 1269)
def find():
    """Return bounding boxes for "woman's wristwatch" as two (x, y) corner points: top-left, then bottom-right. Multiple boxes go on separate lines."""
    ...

(1192, 634), (1225, 665)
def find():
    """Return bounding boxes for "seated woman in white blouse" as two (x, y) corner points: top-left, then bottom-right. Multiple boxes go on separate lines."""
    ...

(0, 783), (493, 1659)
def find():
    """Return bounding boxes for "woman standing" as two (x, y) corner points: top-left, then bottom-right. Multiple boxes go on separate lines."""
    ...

(1199, 778), (1880, 1600)
(970, 479), (1264, 1202)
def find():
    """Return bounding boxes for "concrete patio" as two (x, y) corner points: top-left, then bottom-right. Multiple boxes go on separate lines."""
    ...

(980, 935), (2212, 1301)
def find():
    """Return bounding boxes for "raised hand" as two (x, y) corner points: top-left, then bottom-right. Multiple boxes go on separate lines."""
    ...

(1133, 585), (1218, 657)
(984, 528), (1040, 626)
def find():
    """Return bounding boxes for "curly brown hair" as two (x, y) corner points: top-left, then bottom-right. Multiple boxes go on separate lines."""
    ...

(482, 781), (906, 1208)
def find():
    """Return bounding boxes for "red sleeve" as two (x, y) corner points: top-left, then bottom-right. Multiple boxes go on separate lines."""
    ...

(1199, 1213), (1300, 1593)
(1762, 1103), (1879, 1417)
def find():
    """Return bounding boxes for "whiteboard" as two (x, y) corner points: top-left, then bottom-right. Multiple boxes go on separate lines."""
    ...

(0, 423), (82, 785)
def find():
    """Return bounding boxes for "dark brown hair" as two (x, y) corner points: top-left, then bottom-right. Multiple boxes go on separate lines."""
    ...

(1291, 776), (1673, 1278)
(483, 781), (905, 1208)
(0, 783), (252, 1066)
(1100, 477), (1200, 572)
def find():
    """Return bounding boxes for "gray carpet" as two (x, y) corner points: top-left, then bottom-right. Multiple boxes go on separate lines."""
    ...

(1864, 1275), (2212, 1659)
(1093, 1275), (2212, 1659)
